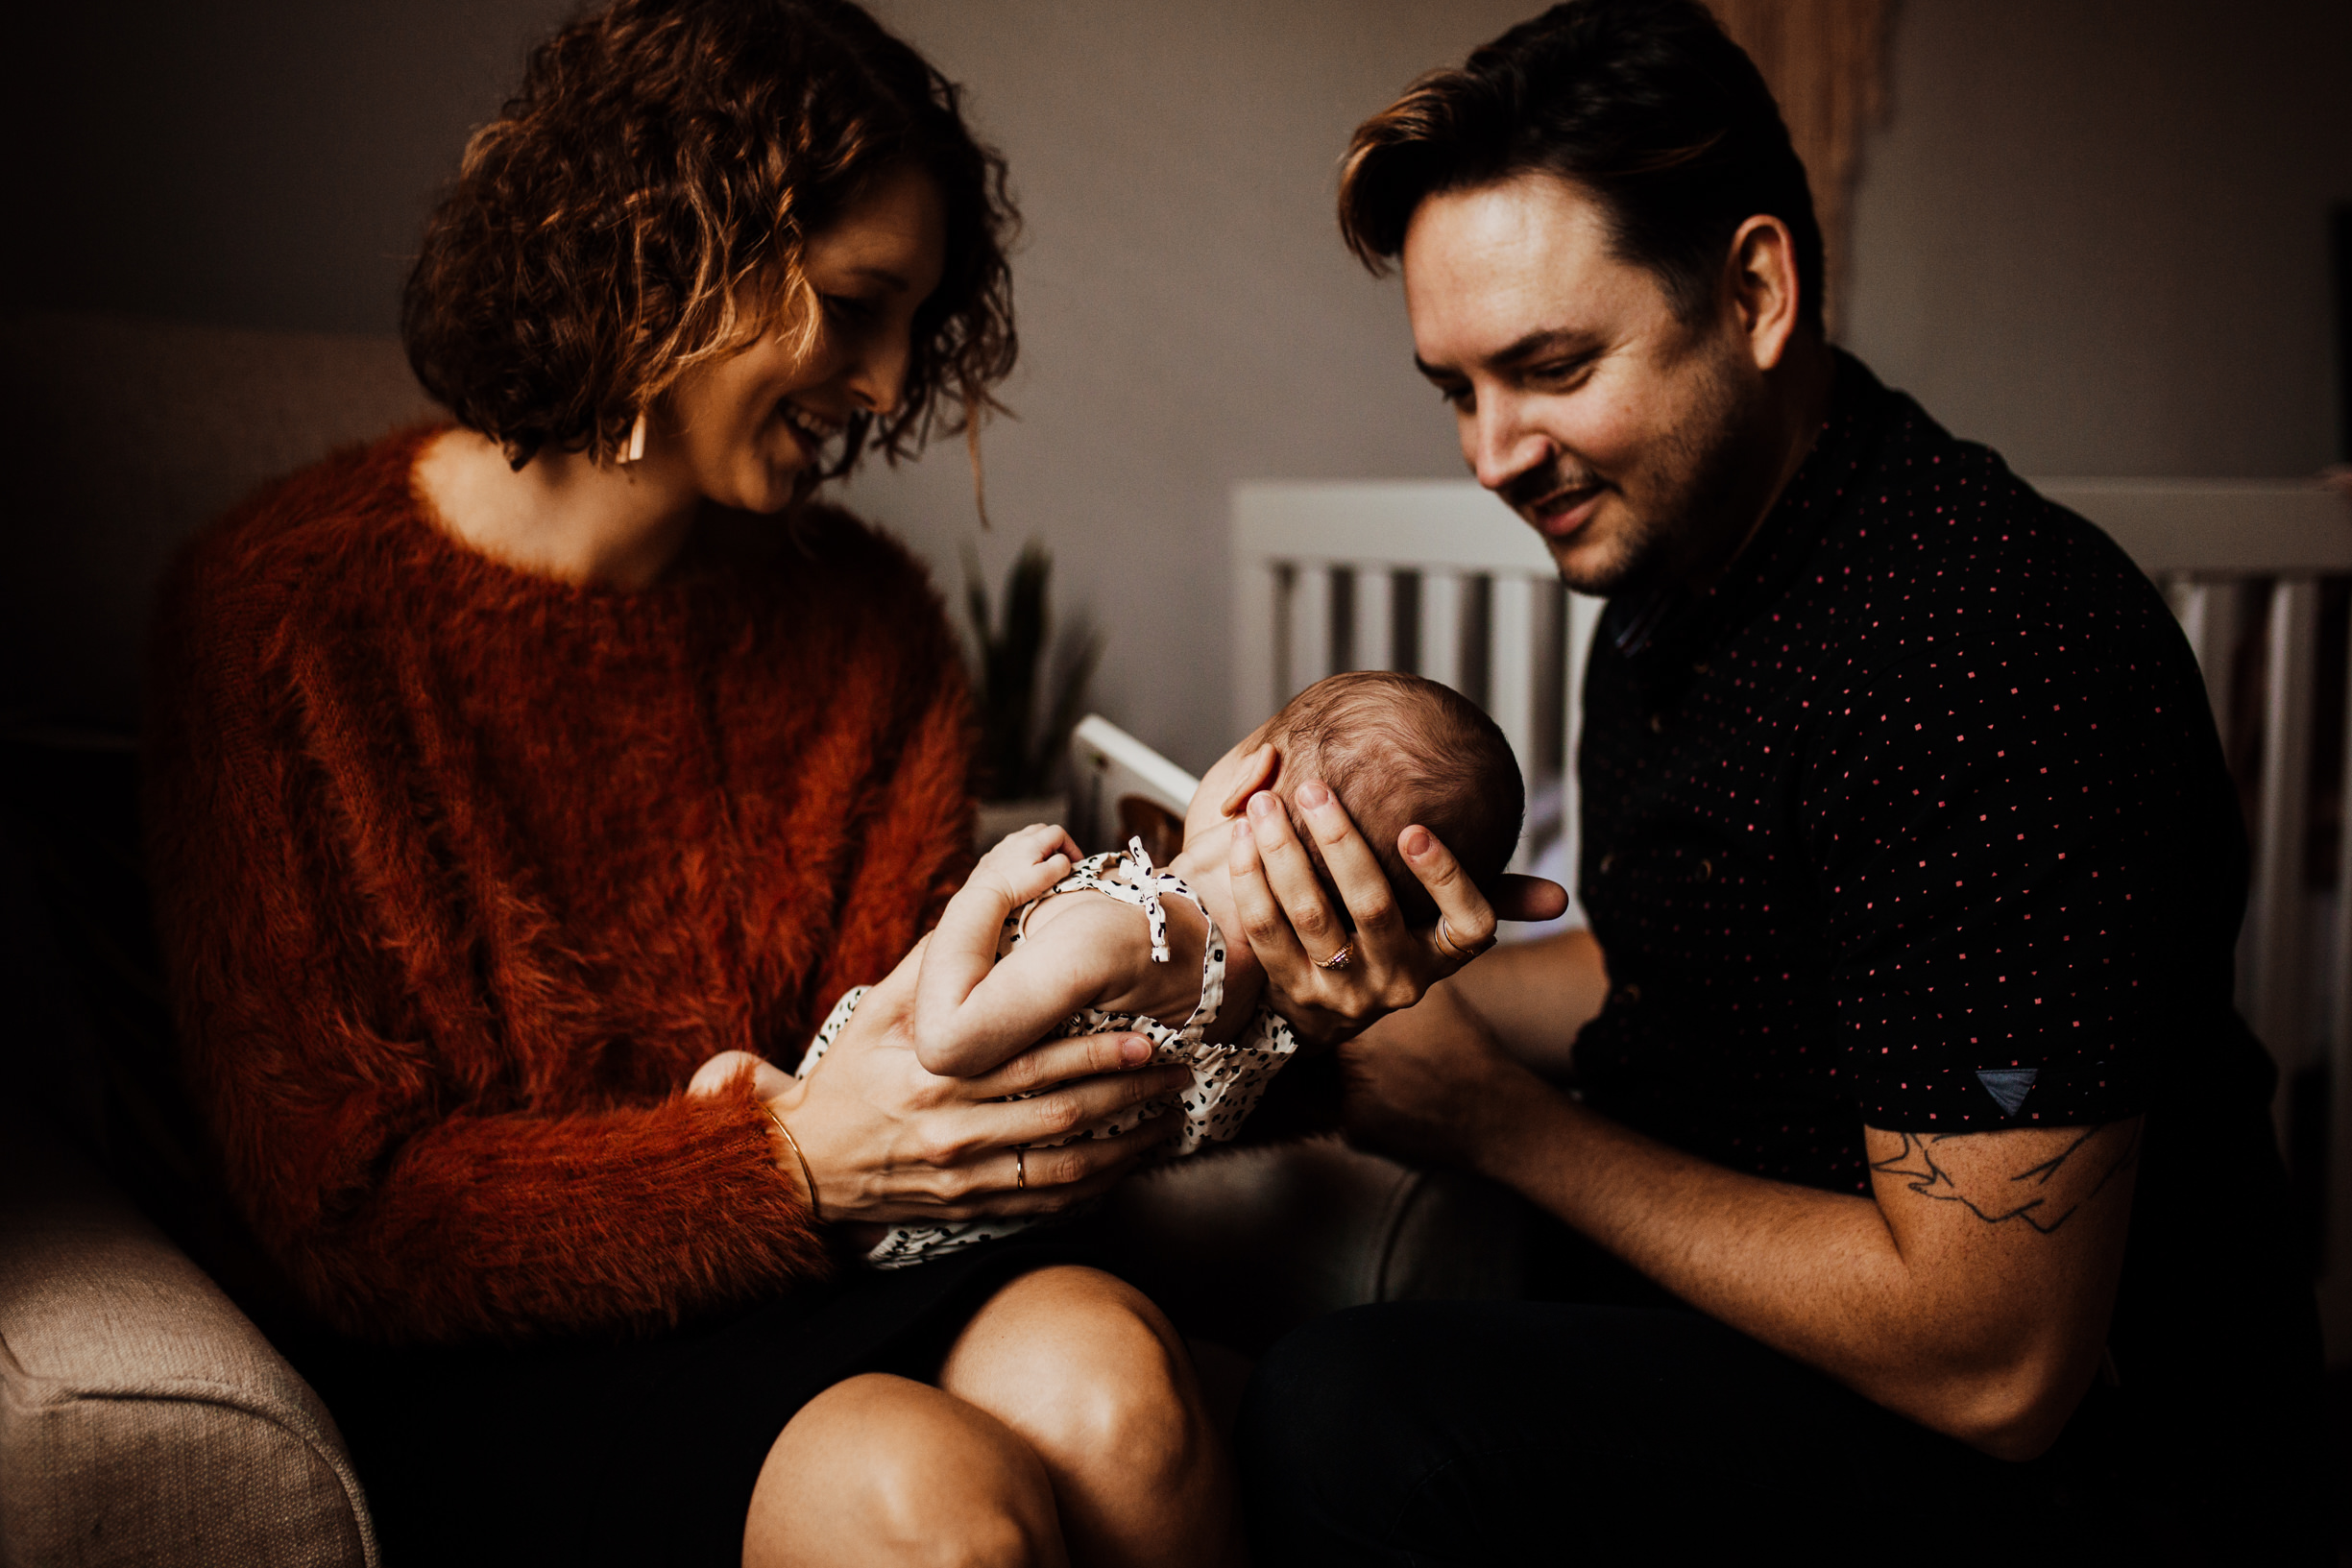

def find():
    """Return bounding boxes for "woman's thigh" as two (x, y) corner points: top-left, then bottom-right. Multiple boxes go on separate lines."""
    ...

(747, 1372), (1068, 1568)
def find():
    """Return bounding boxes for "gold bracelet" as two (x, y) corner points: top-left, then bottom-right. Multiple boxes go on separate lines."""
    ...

(763, 1103), (823, 1223)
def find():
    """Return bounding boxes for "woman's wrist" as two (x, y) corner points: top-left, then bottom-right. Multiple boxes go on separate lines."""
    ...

(758, 1087), (824, 1220)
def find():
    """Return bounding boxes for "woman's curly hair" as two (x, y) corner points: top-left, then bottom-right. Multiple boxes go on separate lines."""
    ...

(402, 0), (1018, 474)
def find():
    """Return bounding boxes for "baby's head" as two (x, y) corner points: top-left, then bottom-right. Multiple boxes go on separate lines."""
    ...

(1189, 671), (1524, 928)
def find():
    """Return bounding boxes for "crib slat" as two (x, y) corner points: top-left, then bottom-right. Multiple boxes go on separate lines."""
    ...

(2174, 578), (2243, 747)
(1489, 575), (1539, 869)
(1355, 567), (1396, 672)
(1234, 556), (1278, 733)
(1560, 591), (1605, 919)
(1421, 569), (1464, 691)
(2248, 578), (2317, 1115)
(1284, 563), (1332, 703)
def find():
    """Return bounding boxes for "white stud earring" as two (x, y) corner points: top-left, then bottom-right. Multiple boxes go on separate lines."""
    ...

(619, 410), (648, 464)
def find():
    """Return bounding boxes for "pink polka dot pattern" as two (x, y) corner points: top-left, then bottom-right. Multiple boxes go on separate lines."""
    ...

(1570, 355), (2267, 1196)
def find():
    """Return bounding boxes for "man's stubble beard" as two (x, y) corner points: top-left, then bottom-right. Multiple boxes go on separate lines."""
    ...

(1544, 341), (1766, 601)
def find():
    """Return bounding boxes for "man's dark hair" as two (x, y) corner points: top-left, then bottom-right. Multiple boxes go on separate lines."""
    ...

(1337, 0), (1825, 333)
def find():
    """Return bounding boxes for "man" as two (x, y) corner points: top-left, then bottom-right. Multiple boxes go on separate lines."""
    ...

(1233, 2), (2325, 1560)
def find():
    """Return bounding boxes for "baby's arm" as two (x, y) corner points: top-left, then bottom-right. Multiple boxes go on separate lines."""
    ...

(914, 825), (1096, 1075)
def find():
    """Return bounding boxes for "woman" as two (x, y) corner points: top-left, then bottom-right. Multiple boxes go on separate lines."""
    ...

(144, 2), (1531, 1563)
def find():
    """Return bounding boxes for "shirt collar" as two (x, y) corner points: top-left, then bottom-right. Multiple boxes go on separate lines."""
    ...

(1603, 350), (1888, 668)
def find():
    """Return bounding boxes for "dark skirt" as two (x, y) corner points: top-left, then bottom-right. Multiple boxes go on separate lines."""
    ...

(286, 1236), (1092, 1568)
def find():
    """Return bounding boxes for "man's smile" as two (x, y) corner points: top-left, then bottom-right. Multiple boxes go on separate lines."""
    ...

(1526, 480), (1608, 541)
(1498, 459), (1612, 542)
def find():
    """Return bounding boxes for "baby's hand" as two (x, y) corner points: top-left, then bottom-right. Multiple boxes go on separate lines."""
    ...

(969, 823), (1085, 909)
(915, 824), (1088, 1078)
(688, 1049), (794, 1100)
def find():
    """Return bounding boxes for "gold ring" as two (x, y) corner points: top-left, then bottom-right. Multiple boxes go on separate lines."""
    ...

(1014, 1146), (1027, 1191)
(1435, 918), (1482, 961)
(1319, 942), (1353, 971)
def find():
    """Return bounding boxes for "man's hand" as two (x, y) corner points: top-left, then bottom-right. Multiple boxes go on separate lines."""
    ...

(1339, 977), (1553, 1167)
(1226, 774), (1565, 1045)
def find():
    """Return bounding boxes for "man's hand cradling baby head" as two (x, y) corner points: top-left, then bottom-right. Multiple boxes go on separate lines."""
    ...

(1237, 670), (1525, 930)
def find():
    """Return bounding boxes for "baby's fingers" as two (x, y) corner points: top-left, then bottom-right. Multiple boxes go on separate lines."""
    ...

(986, 822), (1081, 862)
(1006, 849), (1079, 903)
(977, 823), (1083, 901)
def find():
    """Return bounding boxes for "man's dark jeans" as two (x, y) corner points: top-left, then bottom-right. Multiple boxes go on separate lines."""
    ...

(1233, 1290), (2323, 1565)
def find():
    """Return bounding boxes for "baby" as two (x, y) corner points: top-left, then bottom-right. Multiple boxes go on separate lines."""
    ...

(692, 668), (1525, 1266)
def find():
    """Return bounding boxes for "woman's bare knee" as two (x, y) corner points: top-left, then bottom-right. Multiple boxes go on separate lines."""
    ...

(939, 1267), (1242, 1568)
(745, 1373), (1068, 1568)
(941, 1266), (1199, 1472)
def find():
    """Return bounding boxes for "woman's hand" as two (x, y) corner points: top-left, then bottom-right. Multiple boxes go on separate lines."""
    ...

(764, 945), (1191, 1226)
(1227, 777), (1567, 1045)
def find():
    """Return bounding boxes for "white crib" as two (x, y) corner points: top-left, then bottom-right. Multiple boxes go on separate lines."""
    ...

(1231, 473), (2352, 1362)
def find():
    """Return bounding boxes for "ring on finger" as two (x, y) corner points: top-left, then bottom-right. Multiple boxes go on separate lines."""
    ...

(1319, 942), (1354, 971)
(1014, 1146), (1027, 1192)
(1434, 917), (1485, 961)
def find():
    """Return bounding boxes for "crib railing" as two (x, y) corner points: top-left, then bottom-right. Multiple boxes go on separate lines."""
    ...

(1230, 481), (1604, 886)
(1232, 473), (2352, 1360)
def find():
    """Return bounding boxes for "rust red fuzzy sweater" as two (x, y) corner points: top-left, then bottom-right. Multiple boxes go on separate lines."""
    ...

(144, 426), (974, 1347)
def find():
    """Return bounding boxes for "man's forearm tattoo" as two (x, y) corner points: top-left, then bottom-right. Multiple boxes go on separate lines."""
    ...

(1868, 1122), (2142, 1234)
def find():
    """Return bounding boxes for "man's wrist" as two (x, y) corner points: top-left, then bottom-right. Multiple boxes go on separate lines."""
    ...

(1458, 1058), (1578, 1186)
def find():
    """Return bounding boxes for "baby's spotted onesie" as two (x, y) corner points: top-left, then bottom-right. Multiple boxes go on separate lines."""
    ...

(797, 838), (1297, 1267)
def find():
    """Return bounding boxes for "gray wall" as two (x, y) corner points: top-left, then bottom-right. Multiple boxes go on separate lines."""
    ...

(1843, 0), (2352, 481)
(837, 0), (1532, 772)
(9, 0), (2347, 767)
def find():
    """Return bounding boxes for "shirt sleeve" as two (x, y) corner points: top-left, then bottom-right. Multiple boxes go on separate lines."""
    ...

(1806, 590), (2242, 1133)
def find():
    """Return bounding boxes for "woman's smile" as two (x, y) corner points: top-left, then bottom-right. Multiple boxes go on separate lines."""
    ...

(774, 397), (846, 468)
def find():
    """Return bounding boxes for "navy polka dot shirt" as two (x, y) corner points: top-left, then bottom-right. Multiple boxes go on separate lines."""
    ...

(1572, 353), (2272, 1196)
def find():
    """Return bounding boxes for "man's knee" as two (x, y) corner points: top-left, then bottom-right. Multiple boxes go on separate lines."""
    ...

(1236, 1307), (1400, 1487)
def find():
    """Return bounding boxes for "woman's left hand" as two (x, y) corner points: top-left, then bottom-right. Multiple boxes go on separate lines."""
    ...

(1227, 777), (1566, 1045)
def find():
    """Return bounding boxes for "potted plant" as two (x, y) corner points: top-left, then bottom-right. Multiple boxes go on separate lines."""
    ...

(964, 541), (1099, 848)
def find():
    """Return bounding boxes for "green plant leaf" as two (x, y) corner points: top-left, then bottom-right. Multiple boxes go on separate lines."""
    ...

(1032, 628), (1103, 794)
(961, 539), (1093, 800)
